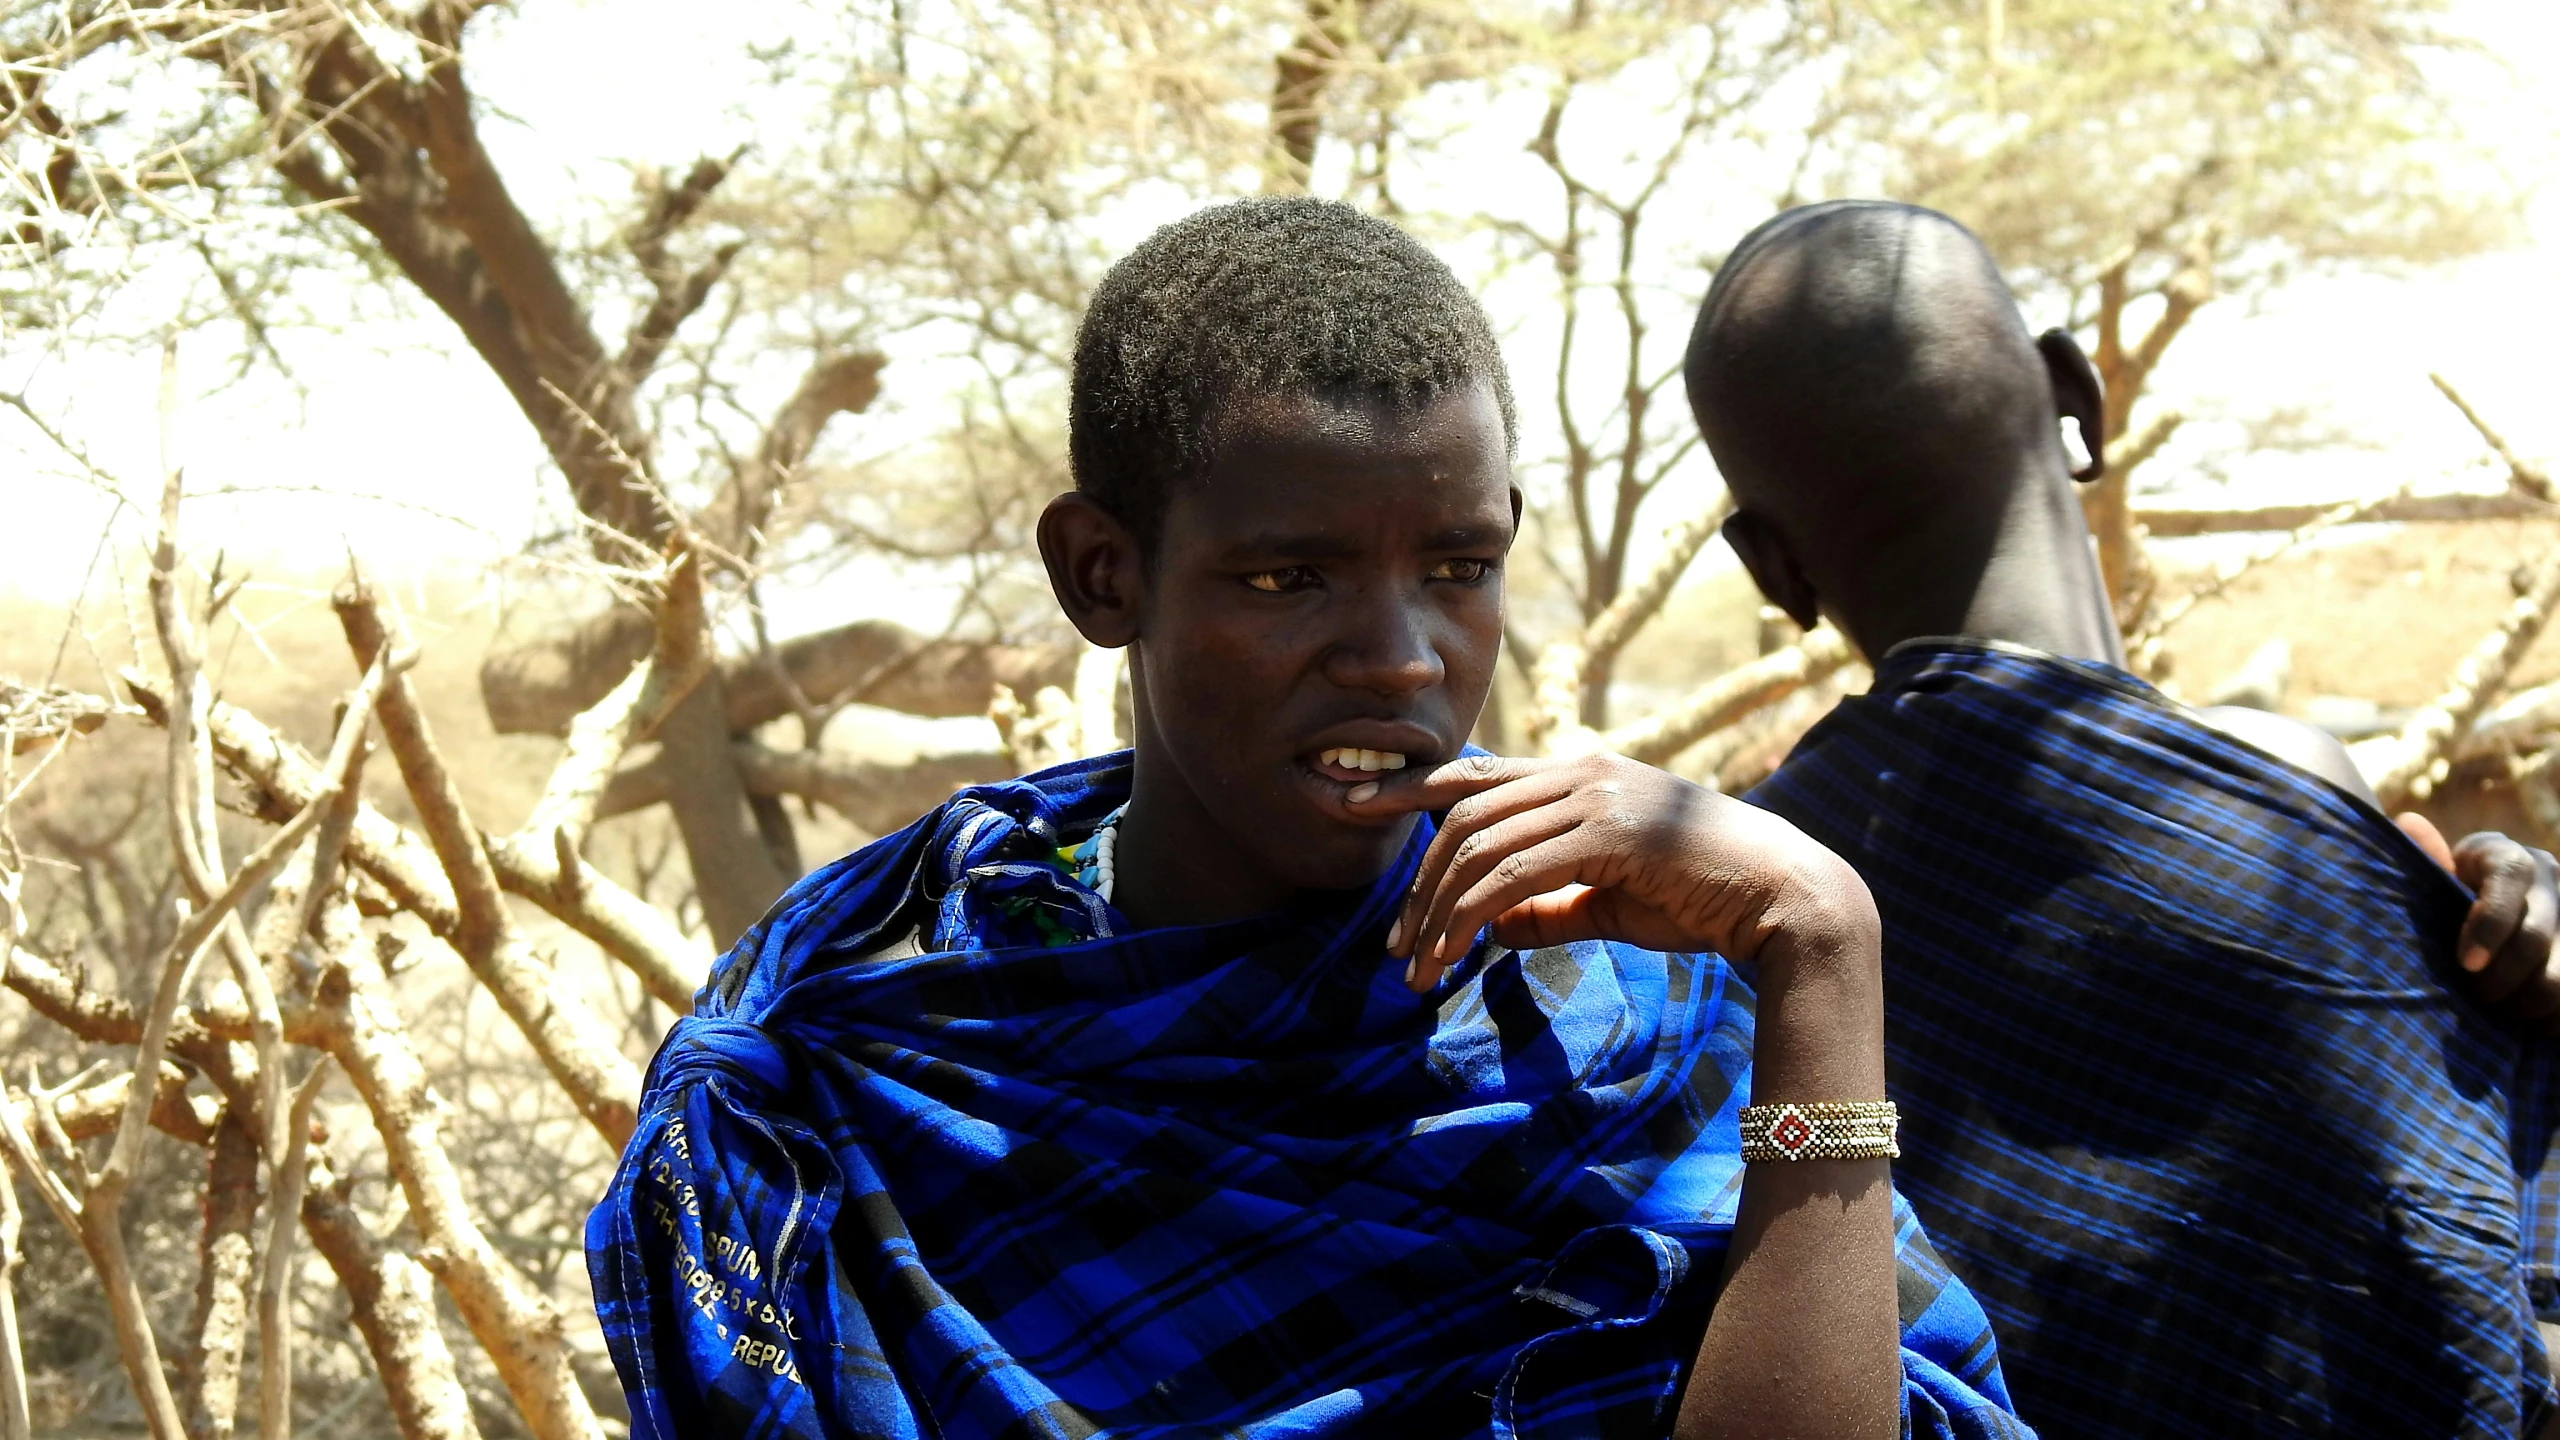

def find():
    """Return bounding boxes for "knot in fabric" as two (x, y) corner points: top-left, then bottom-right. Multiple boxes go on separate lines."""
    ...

(922, 785), (1064, 898)
(922, 783), (1118, 946)
(648, 1015), (794, 1102)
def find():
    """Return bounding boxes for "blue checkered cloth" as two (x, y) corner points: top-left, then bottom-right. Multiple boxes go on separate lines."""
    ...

(587, 752), (2031, 1439)
(1748, 638), (2559, 1438)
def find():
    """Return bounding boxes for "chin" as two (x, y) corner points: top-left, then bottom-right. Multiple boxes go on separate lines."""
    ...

(1259, 816), (1419, 895)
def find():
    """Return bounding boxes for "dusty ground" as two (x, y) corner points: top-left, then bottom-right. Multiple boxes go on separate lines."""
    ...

(2149, 517), (2560, 842)
(2153, 517), (2560, 708)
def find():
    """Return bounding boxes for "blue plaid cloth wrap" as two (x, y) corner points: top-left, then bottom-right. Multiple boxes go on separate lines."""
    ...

(588, 751), (2030, 1439)
(1748, 639), (2560, 1439)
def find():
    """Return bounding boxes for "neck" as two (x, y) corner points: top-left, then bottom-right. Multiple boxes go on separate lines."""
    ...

(1109, 709), (1302, 931)
(1832, 464), (2123, 668)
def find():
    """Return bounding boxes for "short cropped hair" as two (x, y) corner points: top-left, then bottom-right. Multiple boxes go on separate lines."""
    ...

(1069, 196), (1516, 551)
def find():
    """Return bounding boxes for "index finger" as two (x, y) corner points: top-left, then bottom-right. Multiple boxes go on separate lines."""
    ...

(1343, 752), (1541, 813)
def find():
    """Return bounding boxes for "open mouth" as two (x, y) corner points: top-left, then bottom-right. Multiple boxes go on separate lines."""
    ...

(1290, 722), (1441, 822)
(1309, 746), (1410, 783)
(1290, 743), (1427, 823)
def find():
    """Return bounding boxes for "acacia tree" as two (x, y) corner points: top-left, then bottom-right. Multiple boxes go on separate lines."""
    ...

(4, 0), (1272, 948)
(1845, 0), (2517, 635)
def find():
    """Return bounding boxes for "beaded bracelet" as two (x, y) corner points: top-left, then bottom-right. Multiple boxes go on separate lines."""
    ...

(1738, 1100), (1900, 1162)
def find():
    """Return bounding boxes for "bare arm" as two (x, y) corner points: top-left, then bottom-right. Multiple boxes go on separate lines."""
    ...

(1354, 754), (1901, 1440)
(1678, 906), (1898, 1440)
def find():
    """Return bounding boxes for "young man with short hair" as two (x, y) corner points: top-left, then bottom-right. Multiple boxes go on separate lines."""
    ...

(589, 198), (2030, 1439)
(1692, 198), (2560, 1438)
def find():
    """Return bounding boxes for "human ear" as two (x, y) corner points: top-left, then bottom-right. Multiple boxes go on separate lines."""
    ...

(1721, 510), (1820, 632)
(1036, 493), (1144, 648)
(2036, 328), (2106, 483)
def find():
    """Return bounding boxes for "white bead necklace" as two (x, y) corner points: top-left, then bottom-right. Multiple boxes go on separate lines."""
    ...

(1091, 813), (1120, 904)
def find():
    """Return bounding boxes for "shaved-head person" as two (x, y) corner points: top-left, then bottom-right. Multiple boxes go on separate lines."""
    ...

(1696, 201), (2560, 1438)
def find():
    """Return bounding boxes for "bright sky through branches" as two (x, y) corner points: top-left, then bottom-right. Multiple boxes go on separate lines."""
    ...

(2, 0), (2554, 640)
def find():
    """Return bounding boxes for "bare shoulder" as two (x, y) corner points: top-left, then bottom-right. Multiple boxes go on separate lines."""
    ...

(2192, 704), (2381, 811)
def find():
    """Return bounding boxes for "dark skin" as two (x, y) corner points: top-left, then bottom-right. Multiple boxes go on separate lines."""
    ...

(1039, 384), (1900, 1440)
(1701, 206), (2560, 1035)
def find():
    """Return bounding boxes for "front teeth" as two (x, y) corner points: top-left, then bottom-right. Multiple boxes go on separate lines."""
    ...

(1317, 747), (1409, 773)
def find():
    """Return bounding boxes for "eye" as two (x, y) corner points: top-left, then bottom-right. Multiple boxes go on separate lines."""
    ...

(1243, 566), (1321, 593)
(1428, 558), (1496, 584)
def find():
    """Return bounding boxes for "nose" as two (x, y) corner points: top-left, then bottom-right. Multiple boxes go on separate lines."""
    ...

(1321, 578), (1446, 697)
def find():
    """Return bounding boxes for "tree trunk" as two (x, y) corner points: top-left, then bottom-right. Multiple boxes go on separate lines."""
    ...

(655, 677), (790, 947)
(480, 614), (1074, 738)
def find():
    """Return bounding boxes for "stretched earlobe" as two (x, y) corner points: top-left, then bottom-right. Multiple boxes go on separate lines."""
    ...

(1036, 493), (1144, 648)
(1721, 510), (1821, 634)
(2037, 328), (2107, 483)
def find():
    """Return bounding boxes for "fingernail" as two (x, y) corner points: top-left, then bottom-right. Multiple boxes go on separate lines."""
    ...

(1403, 955), (1417, 987)
(1386, 916), (1405, 952)
(1347, 781), (1379, 804)
(2464, 944), (2493, 973)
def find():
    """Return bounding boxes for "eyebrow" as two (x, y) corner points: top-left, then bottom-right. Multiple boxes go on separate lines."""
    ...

(1222, 523), (1513, 563)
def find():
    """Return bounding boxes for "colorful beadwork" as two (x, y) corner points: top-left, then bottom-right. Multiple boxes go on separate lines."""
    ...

(1056, 804), (1125, 902)
(1738, 1100), (1900, 1162)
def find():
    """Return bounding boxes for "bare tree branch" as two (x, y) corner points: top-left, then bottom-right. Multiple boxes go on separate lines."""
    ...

(297, 1151), (485, 1440)
(2111, 408), (2184, 482)
(1525, 495), (1736, 751)
(1603, 626), (1857, 768)
(332, 577), (640, 1143)
(2136, 490), (2559, 536)
(2084, 230), (2217, 620)
(482, 612), (1074, 737)
(600, 733), (1009, 837)
(2431, 371), (2554, 502)
(128, 676), (710, 1015)
(2353, 388), (2560, 806)
(3, 941), (230, 1079)
(0, 680), (122, 754)
(2355, 551), (2560, 808)
(300, 896), (602, 1440)
(621, 150), (747, 380)
(0, 1120), (29, 1440)
(65, 462), (388, 1440)
(1266, 0), (1371, 192)
(2133, 477), (2418, 651)
(0, 1054), (183, 1438)
(8, 1066), (219, 1149)
(179, 1109), (259, 1440)
(515, 551), (712, 849)
(699, 351), (886, 560)
(254, 1057), (332, 1440)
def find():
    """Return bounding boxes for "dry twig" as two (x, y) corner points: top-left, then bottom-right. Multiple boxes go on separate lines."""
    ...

(333, 575), (642, 1142)
(1527, 497), (1736, 754)
(1603, 625), (1857, 768)
(255, 1057), (333, 1440)
(126, 674), (710, 1013)
(2433, 372), (2554, 503)
(2132, 478), (2418, 653)
(296, 1150), (485, 1440)
(300, 897), (603, 1440)
(2355, 555), (2560, 808)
